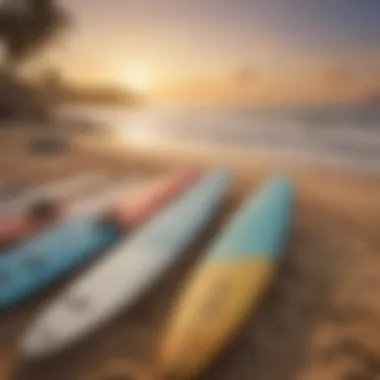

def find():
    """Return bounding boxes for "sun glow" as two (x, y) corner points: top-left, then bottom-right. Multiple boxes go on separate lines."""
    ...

(122, 62), (153, 94)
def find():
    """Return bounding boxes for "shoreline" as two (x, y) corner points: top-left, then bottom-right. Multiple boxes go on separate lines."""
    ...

(2, 118), (379, 177)
(76, 128), (378, 173)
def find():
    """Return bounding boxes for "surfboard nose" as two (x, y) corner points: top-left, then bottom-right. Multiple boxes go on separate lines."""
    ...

(201, 167), (231, 190)
(258, 174), (294, 203)
(247, 174), (294, 257)
(22, 325), (57, 358)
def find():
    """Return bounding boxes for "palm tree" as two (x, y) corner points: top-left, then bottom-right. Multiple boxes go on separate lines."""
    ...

(0, 0), (71, 72)
(0, 0), (71, 121)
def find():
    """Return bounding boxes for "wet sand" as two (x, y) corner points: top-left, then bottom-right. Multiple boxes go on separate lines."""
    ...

(0, 127), (379, 380)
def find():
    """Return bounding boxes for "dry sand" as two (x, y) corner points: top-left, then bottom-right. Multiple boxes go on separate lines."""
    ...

(0, 127), (379, 380)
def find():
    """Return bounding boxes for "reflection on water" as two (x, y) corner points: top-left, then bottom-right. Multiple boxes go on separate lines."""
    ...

(58, 105), (380, 175)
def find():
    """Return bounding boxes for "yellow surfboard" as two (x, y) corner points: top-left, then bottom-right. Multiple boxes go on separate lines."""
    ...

(158, 176), (294, 379)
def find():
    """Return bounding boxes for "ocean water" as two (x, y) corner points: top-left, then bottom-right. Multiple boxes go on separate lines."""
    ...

(59, 105), (380, 176)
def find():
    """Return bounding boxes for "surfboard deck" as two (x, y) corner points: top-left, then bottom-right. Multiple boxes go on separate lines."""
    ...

(21, 169), (230, 358)
(158, 176), (294, 379)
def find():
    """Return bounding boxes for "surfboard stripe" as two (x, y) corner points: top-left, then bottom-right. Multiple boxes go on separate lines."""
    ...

(109, 168), (200, 228)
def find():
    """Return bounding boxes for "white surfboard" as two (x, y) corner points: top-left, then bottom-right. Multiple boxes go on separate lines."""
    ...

(21, 169), (230, 358)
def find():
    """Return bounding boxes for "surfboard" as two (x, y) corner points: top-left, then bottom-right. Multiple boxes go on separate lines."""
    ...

(157, 176), (294, 379)
(0, 169), (198, 309)
(0, 171), (108, 214)
(0, 176), (146, 249)
(107, 168), (200, 229)
(21, 169), (230, 358)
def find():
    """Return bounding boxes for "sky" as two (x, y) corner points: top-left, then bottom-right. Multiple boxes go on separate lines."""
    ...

(40, 0), (380, 105)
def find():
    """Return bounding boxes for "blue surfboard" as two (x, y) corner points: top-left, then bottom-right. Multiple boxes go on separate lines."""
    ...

(0, 208), (120, 309)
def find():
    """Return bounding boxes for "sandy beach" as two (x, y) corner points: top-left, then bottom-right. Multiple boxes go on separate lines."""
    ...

(0, 126), (379, 380)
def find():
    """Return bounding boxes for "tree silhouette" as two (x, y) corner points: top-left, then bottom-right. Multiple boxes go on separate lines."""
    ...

(0, 0), (71, 71)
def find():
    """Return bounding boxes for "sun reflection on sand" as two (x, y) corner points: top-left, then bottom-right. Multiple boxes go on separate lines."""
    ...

(125, 126), (160, 146)
(114, 108), (162, 147)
